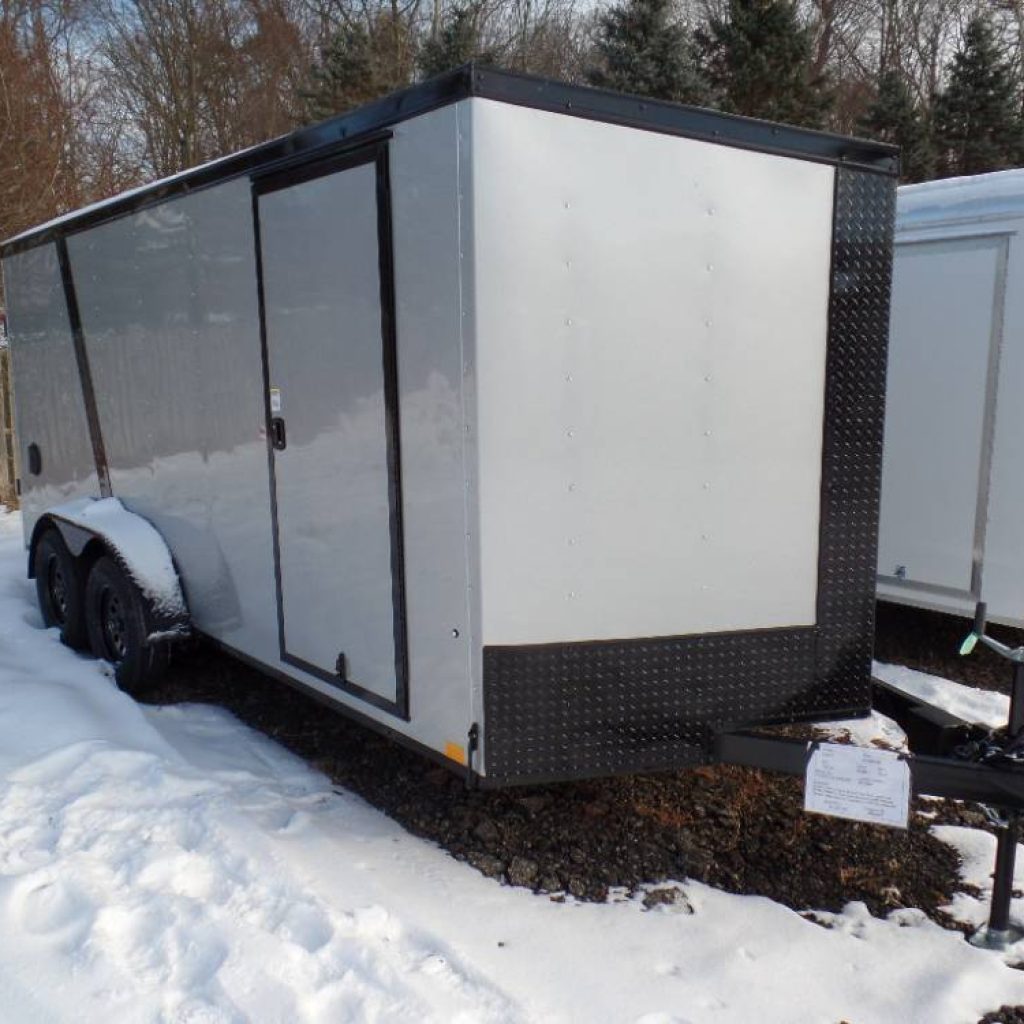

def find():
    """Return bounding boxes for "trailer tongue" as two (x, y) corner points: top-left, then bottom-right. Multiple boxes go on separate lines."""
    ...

(718, 603), (1024, 949)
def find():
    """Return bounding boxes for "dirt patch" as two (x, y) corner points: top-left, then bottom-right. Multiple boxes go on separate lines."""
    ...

(144, 643), (968, 920)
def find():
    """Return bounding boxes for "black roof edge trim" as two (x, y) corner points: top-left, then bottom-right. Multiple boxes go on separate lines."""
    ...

(471, 66), (898, 176)
(1, 62), (898, 259)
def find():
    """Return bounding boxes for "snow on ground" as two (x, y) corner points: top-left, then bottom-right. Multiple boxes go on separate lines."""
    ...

(934, 826), (1024, 933)
(874, 661), (1010, 729)
(4, 508), (1024, 1022)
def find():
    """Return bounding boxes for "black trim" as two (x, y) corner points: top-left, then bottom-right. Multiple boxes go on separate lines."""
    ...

(252, 142), (410, 721)
(2, 65), (897, 260)
(374, 143), (412, 719)
(56, 237), (112, 498)
(251, 134), (391, 195)
(471, 68), (897, 175)
(249, 182), (286, 665)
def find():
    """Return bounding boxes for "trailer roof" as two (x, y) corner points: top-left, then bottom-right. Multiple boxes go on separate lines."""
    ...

(898, 169), (1024, 231)
(2, 64), (897, 259)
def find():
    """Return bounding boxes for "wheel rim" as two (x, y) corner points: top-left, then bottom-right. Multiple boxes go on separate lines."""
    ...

(100, 587), (128, 661)
(46, 556), (68, 626)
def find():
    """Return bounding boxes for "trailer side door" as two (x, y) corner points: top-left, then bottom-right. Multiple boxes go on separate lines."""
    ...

(253, 145), (408, 717)
(878, 235), (1007, 599)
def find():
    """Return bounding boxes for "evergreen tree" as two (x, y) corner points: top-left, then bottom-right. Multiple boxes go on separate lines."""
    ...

(303, 23), (375, 121)
(419, 6), (500, 78)
(587, 0), (707, 105)
(861, 71), (934, 183)
(696, 0), (830, 129)
(934, 15), (1022, 178)
(302, 14), (416, 122)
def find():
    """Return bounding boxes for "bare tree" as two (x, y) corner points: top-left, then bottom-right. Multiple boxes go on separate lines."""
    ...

(0, 0), (129, 241)
(101, 0), (310, 176)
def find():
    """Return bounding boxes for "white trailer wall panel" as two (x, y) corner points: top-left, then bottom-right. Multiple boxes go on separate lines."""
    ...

(471, 100), (835, 646)
(66, 179), (277, 660)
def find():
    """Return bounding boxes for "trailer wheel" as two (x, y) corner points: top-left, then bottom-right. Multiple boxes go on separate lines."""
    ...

(33, 528), (88, 649)
(84, 556), (161, 694)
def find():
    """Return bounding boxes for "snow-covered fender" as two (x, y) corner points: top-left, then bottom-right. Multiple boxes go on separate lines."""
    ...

(29, 498), (191, 642)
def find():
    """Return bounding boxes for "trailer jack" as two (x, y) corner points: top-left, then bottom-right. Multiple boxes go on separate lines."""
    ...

(960, 602), (1024, 949)
(716, 601), (1024, 951)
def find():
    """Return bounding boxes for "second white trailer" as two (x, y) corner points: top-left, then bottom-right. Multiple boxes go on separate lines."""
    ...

(878, 169), (1024, 627)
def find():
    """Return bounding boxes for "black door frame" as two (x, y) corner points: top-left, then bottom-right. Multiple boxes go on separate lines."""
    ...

(251, 140), (410, 721)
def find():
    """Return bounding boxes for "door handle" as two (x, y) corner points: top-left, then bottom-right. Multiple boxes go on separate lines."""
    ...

(270, 417), (287, 451)
(27, 443), (42, 475)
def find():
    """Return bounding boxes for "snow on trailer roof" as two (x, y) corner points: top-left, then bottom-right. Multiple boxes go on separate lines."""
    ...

(1, 64), (897, 260)
(898, 168), (1024, 229)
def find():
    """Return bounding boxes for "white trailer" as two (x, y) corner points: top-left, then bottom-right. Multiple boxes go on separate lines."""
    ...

(878, 169), (1024, 627)
(1, 66), (897, 785)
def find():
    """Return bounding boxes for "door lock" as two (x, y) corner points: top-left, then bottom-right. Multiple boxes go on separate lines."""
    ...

(270, 417), (287, 451)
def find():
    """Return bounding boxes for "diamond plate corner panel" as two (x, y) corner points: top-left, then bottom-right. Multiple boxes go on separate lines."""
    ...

(810, 167), (896, 714)
(482, 167), (896, 785)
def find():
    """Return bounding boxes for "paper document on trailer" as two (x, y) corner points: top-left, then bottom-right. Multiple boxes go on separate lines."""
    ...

(804, 742), (910, 829)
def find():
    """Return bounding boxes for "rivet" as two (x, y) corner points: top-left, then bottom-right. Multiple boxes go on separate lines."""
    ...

(707, 208), (715, 216)
(704, 319), (712, 328)
(564, 200), (571, 209)
(704, 429), (712, 437)
(567, 429), (575, 439)
(568, 482), (576, 492)
(451, 628), (460, 638)
(702, 482), (711, 490)
(565, 373), (573, 383)
(707, 263), (714, 272)
(704, 375), (712, 383)
(566, 318), (573, 326)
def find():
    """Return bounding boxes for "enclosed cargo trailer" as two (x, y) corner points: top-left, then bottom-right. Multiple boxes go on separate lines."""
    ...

(877, 169), (1024, 628)
(1, 66), (897, 785)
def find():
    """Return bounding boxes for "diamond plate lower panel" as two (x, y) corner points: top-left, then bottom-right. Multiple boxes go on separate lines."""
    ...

(482, 167), (895, 785)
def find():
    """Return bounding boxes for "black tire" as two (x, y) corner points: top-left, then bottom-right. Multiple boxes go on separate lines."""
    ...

(84, 555), (162, 694)
(33, 528), (88, 649)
